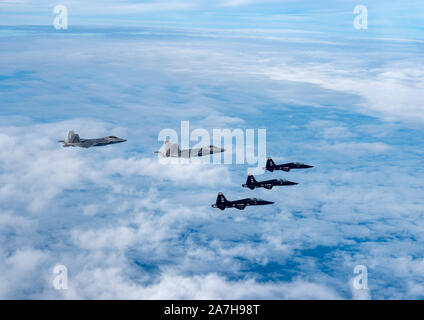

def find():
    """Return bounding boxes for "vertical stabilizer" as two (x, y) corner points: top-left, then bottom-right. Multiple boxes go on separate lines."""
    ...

(266, 158), (276, 171)
(247, 175), (257, 186)
(216, 192), (228, 205)
(156, 140), (181, 157)
(65, 130), (80, 144)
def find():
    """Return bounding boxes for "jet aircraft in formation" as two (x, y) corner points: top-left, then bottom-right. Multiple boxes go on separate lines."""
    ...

(155, 140), (225, 158)
(242, 174), (298, 190)
(212, 157), (313, 211)
(264, 158), (313, 172)
(58, 131), (126, 148)
(211, 193), (274, 211)
(58, 132), (313, 212)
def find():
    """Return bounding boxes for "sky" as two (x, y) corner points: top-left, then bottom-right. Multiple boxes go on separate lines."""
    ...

(0, 1), (424, 299)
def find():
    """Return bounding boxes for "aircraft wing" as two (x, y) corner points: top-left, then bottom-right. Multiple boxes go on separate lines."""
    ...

(281, 162), (293, 167)
(190, 146), (225, 157)
(179, 149), (191, 158)
(233, 198), (263, 209)
(80, 139), (96, 148)
(234, 201), (247, 210)
(181, 147), (210, 158)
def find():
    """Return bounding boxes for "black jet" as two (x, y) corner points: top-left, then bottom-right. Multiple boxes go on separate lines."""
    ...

(264, 158), (313, 172)
(242, 174), (298, 190)
(211, 192), (274, 211)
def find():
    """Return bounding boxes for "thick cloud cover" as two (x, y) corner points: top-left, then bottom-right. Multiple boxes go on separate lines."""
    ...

(0, 5), (424, 299)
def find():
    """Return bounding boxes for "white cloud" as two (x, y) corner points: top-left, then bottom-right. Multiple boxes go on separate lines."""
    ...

(105, 157), (231, 186)
(56, 269), (341, 299)
(0, 248), (49, 298)
(265, 61), (424, 124)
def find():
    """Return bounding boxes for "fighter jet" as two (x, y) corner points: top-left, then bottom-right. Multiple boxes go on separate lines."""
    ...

(155, 140), (225, 158)
(264, 158), (313, 172)
(58, 130), (126, 148)
(242, 174), (298, 190)
(211, 192), (274, 211)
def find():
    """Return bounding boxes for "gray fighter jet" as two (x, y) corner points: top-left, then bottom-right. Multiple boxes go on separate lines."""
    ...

(264, 158), (313, 172)
(242, 175), (298, 190)
(58, 130), (126, 148)
(155, 140), (225, 158)
(211, 192), (274, 211)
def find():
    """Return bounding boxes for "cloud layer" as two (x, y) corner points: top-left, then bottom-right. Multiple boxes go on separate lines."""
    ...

(0, 24), (423, 299)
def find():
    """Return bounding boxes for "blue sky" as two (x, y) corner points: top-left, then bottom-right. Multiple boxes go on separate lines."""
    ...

(1, 0), (423, 36)
(0, 1), (424, 299)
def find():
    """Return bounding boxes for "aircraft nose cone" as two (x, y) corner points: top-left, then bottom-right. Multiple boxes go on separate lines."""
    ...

(282, 180), (298, 185)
